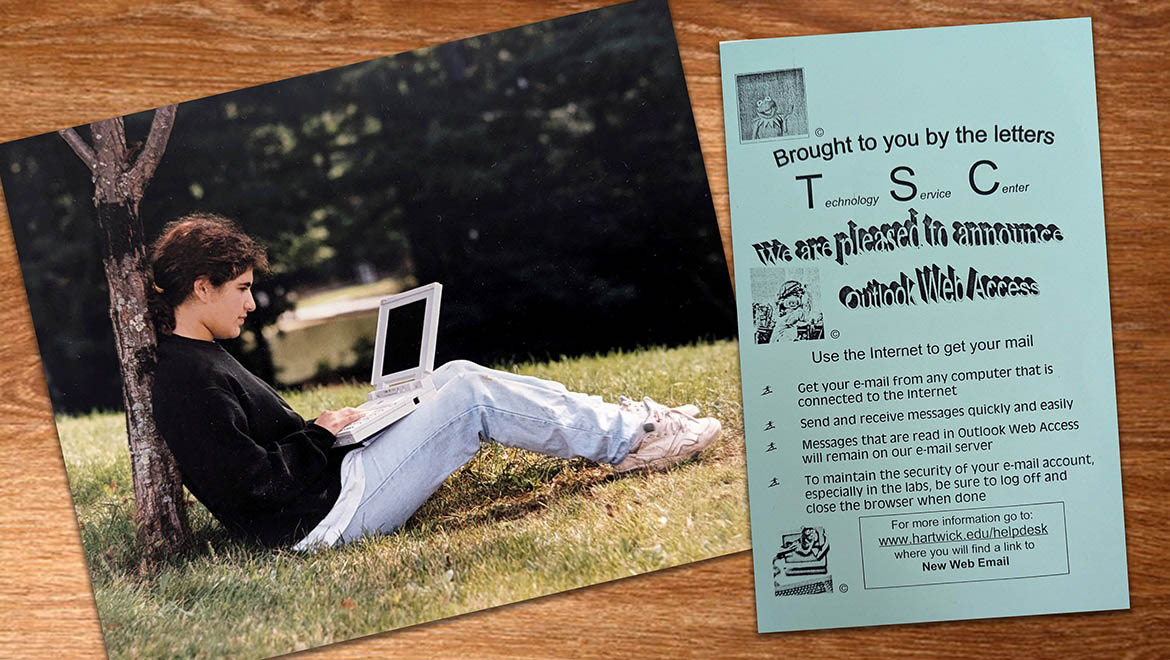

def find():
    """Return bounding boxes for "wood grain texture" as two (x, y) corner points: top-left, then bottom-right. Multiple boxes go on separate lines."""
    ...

(1, 1), (1167, 657)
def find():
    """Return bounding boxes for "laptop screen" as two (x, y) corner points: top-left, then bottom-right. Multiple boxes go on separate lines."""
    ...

(380, 298), (427, 377)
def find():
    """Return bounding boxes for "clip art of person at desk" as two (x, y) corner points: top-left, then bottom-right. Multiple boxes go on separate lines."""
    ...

(774, 526), (829, 577)
(771, 280), (824, 342)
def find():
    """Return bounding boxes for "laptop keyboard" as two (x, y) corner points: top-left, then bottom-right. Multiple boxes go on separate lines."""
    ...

(340, 399), (400, 435)
(339, 386), (430, 438)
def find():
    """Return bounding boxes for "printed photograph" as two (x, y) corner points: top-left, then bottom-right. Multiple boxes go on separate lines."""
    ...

(0, 1), (745, 656)
(735, 67), (809, 143)
(750, 267), (826, 343)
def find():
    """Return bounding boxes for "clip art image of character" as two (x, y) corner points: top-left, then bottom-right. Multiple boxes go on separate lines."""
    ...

(751, 95), (795, 139)
(773, 526), (830, 576)
(771, 280), (824, 342)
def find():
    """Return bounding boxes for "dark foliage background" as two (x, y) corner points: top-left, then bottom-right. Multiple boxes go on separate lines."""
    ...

(0, 0), (733, 414)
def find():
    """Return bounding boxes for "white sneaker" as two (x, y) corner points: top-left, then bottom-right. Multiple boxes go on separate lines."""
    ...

(618, 395), (701, 419)
(614, 407), (722, 474)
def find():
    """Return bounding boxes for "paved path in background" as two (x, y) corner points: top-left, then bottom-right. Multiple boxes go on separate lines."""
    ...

(279, 294), (384, 328)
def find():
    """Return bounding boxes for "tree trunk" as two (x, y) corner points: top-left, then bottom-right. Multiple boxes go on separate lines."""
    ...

(97, 199), (191, 563)
(59, 107), (192, 564)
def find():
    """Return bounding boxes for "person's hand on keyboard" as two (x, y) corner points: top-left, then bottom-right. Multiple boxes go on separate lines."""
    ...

(314, 408), (366, 436)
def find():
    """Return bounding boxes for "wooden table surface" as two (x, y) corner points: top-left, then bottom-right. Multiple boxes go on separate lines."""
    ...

(1, 1), (1167, 657)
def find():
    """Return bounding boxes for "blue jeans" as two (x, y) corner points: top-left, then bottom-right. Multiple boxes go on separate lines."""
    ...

(337, 360), (643, 542)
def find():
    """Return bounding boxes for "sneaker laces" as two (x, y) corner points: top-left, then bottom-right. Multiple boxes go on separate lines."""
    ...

(619, 395), (697, 421)
(632, 406), (697, 453)
(622, 396), (701, 452)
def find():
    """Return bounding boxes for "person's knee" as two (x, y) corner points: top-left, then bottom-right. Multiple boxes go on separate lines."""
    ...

(427, 371), (497, 425)
(446, 371), (497, 406)
(438, 372), (497, 443)
(436, 359), (480, 378)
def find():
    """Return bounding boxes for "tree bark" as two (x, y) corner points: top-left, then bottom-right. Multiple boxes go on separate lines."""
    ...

(59, 106), (191, 565)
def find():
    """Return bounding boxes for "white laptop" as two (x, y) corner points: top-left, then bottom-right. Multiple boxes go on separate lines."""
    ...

(332, 282), (442, 446)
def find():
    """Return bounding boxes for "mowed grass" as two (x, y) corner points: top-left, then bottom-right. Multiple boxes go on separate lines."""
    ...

(59, 340), (747, 659)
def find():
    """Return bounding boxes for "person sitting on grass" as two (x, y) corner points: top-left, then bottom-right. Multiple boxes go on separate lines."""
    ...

(147, 213), (723, 550)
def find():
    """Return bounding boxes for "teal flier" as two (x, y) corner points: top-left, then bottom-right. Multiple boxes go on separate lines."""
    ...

(721, 18), (1128, 632)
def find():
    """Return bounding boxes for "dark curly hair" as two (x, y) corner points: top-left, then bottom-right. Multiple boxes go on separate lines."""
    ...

(148, 213), (269, 334)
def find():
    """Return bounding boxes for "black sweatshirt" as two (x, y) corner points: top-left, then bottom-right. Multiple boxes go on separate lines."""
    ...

(152, 333), (355, 547)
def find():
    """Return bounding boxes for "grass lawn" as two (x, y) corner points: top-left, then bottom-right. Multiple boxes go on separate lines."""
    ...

(60, 340), (747, 659)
